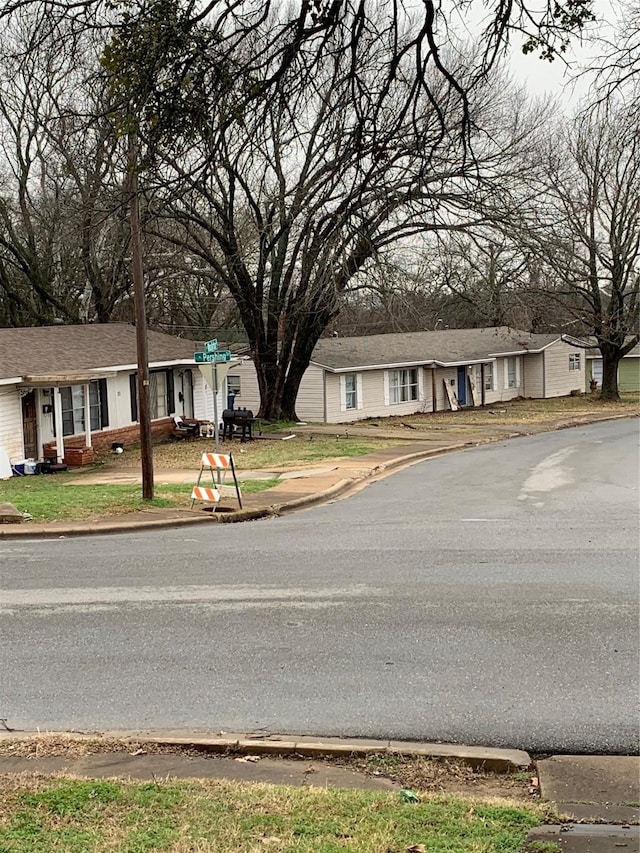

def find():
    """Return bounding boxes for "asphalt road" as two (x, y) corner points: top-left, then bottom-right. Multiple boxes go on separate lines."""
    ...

(1, 419), (638, 753)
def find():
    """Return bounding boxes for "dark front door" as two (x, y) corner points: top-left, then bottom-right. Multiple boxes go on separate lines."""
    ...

(21, 391), (37, 458)
(457, 366), (467, 406)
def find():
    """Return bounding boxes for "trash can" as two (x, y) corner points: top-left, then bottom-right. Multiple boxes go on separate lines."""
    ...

(227, 391), (236, 410)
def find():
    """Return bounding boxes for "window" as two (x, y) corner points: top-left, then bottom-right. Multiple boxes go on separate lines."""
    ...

(344, 374), (357, 409)
(483, 362), (494, 391)
(227, 375), (241, 394)
(129, 370), (175, 421)
(389, 368), (419, 404)
(506, 357), (519, 389)
(569, 353), (581, 371)
(60, 382), (104, 436)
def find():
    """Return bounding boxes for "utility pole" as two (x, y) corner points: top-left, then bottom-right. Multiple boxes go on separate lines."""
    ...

(128, 131), (154, 500)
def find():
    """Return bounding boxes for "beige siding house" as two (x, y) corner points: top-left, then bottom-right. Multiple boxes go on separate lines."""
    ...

(230, 327), (586, 424)
(0, 324), (214, 468)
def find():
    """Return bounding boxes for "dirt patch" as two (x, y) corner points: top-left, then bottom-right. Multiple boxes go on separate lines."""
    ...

(0, 735), (537, 802)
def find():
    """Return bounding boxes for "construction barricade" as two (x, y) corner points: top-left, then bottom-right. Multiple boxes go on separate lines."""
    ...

(190, 452), (242, 510)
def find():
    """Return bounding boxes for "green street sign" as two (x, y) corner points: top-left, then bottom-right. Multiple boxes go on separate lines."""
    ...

(204, 338), (218, 354)
(212, 349), (232, 362)
(194, 349), (232, 363)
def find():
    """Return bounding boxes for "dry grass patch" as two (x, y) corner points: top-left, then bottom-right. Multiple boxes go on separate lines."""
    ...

(358, 394), (640, 431)
(94, 435), (406, 473)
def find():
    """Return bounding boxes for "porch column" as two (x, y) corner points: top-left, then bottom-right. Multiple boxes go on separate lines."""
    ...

(34, 389), (44, 461)
(52, 387), (64, 463)
(83, 383), (92, 448)
(480, 364), (486, 407)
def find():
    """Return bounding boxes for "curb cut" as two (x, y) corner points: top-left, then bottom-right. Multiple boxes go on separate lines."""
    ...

(0, 731), (532, 774)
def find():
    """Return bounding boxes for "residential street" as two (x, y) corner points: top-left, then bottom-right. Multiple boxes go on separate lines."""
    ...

(1, 419), (638, 753)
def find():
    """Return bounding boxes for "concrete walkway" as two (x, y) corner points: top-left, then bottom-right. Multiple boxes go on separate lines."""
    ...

(0, 734), (637, 850)
(0, 411), (636, 539)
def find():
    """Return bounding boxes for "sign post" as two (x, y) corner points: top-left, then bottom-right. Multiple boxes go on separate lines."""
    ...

(196, 342), (238, 474)
(197, 362), (220, 457)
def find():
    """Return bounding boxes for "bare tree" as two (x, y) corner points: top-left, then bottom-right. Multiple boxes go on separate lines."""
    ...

(0, 15), (137, 325)
(530, 101), (640, 399)
(591, 0), (640, 114)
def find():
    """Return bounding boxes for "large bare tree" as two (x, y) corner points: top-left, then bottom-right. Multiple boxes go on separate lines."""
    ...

(531, 101), (639, 399)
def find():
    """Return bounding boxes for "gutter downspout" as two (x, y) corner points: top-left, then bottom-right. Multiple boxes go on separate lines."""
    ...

(323, 370), (327, 423)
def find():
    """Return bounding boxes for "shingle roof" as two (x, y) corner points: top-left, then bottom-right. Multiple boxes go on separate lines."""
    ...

(310, 327), (564, 371)
(0, 323), (198, 381)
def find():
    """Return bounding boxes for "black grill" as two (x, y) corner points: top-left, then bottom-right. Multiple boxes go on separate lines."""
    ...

(222, 407), (255, 441)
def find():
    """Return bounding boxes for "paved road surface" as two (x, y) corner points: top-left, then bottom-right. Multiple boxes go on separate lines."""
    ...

(1, 419), (638, 752)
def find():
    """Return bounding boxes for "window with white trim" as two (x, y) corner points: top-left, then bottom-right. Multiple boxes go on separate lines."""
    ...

(569, 353), (581, 371)
(60, 382), (101, 436)
(344, 373), (357, 409)
(389, 368), (419, 404)
(483, 362), (494, 391)
(227, 375), (241, 394)
(506, 356), (519, 389)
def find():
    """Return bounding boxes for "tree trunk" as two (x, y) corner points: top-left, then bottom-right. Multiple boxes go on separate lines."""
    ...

(599, 344), (621, 401)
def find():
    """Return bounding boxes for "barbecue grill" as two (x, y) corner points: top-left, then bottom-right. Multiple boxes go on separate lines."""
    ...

(222, 407), (256, 441)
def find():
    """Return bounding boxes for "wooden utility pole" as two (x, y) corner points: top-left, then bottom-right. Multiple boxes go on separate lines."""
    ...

(128, 131), (154, 499)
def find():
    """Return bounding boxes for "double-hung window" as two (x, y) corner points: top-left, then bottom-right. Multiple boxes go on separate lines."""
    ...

(344, 374), (357, 410)
(388, 368), (419, 404)
(480, 362), (494, 391)
(130, 369), (175, 421)
(569, 353), (581, 371)
(506, 357), (519, 389)
(60, 382), (103, 436)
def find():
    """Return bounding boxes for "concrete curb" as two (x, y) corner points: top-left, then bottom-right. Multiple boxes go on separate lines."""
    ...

(1, 413), (636, 539)
(0, 731), (532, 773)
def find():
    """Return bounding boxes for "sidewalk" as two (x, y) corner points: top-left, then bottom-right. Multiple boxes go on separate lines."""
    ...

(0, 732), (638, 850)
(0, 411), (635, 538)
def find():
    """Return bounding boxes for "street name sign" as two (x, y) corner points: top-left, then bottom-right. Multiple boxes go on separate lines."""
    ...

(204, 339), (218, 354)
(194, 349), (231, 364)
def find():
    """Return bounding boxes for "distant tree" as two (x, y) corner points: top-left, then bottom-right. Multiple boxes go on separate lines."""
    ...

(530, 102), (639, 399)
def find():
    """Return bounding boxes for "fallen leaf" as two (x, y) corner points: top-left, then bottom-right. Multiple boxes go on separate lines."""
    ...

(407, 845), (426, 852)
(129, 749), (147, 756)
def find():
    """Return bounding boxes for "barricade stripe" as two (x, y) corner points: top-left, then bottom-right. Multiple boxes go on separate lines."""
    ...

(191, 486), (221, 502)
(201, 453), (231, 469)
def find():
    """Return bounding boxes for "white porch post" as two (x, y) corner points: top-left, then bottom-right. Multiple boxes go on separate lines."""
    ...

(52, 387), (64, 463)
(34, 389), (44, 461)
(83, 383), (92, 448)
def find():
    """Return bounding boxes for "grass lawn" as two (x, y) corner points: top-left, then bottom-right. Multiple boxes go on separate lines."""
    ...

(368, 393), (640, 430)
(0, 775), (548, 853)
(97, 435), (407, 473)
(0, 476), (279, 522)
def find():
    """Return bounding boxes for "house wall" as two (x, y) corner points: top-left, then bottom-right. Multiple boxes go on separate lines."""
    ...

(435, 367), (458, 410)
(0, 386), (24, 461)
(228, 360), (261, 413)
(544, 340), (584, 397)
(323, 366), (432, 423)
(523, 353), (544, 399)
(293, 365), (325, 421)
(619, 357), (640, 393)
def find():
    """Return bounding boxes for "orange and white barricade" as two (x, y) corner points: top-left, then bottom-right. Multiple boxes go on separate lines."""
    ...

(191, 452), (242, 510)
(190, 485), (221, 506)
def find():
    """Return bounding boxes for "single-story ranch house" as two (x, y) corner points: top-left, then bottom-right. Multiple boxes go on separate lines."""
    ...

(230, 326), (587, 423)
(0, 323), (229, 466)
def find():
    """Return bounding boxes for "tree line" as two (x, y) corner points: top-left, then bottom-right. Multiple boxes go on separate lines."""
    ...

(0, 0), (637, 411)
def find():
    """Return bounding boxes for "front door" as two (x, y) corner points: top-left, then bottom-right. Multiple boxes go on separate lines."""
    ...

(181, 370), (194, 418)
(457, 366), (467, 406)
(21, 391), (37, 458)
